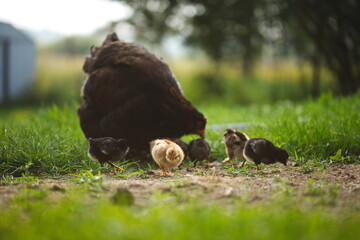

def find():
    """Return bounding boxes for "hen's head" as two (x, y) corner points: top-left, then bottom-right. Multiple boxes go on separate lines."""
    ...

(189, 113), (207, 138)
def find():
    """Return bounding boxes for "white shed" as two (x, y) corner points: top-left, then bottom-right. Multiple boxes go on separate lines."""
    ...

(0, 22), (36, 102)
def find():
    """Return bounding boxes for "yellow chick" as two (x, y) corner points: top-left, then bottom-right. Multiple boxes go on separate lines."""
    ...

(150, 139), (185, 177)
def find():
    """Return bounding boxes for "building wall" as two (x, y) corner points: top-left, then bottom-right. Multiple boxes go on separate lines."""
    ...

(9, 40), (36, 98)
(0, 22), (36, 102)
(0, 43), (3, 101)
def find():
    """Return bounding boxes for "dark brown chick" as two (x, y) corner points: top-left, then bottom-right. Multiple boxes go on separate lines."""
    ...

(188, 138), (211, 168)
(243, 138), (288, 170)
(88, 137), (129, 171)
(223, 129), (249, 167)
(78, 32), (207, 151)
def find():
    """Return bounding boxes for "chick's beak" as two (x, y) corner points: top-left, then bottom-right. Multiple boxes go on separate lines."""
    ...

(149, 140), (156, 149)
(282, 160), (288, 167)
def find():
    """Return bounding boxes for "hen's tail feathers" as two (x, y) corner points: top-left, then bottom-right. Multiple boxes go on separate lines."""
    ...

(103, 31), (119, 45)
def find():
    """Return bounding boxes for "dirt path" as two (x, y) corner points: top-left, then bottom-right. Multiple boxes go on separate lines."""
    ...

(1, 164), (360, 208)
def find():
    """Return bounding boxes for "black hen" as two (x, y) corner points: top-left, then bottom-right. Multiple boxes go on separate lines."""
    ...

(78, 32), (207, 150)
(243, 138), (288, 170)
(88, 137), (129, 170)
(188, 138), (211, 167)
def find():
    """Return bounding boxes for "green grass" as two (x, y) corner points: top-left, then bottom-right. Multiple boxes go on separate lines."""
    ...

(1, 92), (359, 176)
(1, 92), (360, 240)
(171, 59), (337, 105)
(0, 104), (97, 176)
(0, 186), (359, 240)
(1, 43), (358, 240)
(201, 92), (360, 164)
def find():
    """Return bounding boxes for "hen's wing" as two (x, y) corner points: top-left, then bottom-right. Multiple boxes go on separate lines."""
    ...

(79, 38), (206, 149)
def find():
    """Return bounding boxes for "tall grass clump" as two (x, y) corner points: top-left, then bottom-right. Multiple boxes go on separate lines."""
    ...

(203, 92), (360, 164)
(261, 92), (360, 163)
(0, 104), (97, 176)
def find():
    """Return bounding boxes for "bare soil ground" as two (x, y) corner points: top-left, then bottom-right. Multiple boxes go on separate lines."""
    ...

(1, 163), (360, 209)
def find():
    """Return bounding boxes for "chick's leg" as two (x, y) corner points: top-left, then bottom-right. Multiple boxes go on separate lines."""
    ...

(107, 161), (125, 171)
(223, 152), (235, 165)
(222, 157), (234, 165)
(160, 166), (173, 177)
(239, 159), (246, 168)
(205, 159), (211, 168)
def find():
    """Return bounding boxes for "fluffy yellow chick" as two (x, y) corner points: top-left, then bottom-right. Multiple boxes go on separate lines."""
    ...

(150, 139), (185, 177)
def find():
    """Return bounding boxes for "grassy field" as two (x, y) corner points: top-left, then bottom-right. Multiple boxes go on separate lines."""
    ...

(9, 53), (337, 106)
(1, 92), (359, 176)
(0, 52), (359, 239)
(0, 93), (359, 239)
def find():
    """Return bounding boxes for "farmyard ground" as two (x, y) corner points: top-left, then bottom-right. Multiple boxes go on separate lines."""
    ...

(1, 163), (359, 210)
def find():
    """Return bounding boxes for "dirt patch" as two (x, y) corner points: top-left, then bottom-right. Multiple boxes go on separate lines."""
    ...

(1, 164), (360, 208)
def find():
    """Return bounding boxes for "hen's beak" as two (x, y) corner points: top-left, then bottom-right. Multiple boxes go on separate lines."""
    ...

(195, 128), (206, 139)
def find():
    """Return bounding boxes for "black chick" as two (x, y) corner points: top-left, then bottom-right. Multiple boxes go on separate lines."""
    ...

(88, 137), (129, 171)
(188, 138), (211, 168)
(243, 138), (288, 170)
(78, 32), (207, 151)
(223, 129), (249, 167)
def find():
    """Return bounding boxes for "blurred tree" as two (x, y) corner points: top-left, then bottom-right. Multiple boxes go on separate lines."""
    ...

(114, 0), (180, 44)
(185, 0), (264, 75)
(277, 0), (360, 95)
(262, 0), (323, 97)
(111, 0), (360, 95)
(42, 35), (100, 56)
(112, 0), (264, 75)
